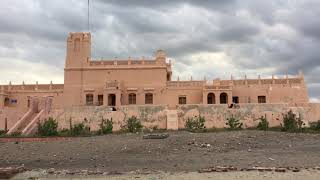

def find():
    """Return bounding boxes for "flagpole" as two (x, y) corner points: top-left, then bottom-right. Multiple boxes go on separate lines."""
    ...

(88, 0), (90, 32)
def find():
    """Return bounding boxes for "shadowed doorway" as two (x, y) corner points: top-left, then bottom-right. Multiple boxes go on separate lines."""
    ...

(108, 94), (116, 106)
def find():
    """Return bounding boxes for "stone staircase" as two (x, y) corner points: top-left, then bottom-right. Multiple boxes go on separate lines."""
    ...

(7, 96), (52, 136)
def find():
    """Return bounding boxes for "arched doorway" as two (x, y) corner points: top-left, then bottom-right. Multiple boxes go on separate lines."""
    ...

(4, 97), (10, 107)
(220, 92), (228, 104)
(207, 93), (215, 104)
(108, 94), (116, 106)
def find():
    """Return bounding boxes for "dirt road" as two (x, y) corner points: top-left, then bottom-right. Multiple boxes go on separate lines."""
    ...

(1, 130), (320, 173)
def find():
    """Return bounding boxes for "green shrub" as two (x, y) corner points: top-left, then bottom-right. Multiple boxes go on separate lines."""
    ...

(309, 121), (320, 131)
(37, 117), (58, 136)
(257, 115), (269, 131)
(282, 110), (305, 132)
(185, 116), (206, 132)
(122, 116), (143, 133)
(226, 115), (243, 130)
(71, 122), (90, 136)
(0, 130), (7, 136)
(58, 128), (71, 136)
(98, 117), (113, 134)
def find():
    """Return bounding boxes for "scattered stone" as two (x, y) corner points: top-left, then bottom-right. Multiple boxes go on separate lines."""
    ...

(292, 168), (300, 172)
(143, 133), (169, 139)
(66, 170), (75, 175)
(268, 157), (275, 161)
(0, 166), (27, 179)
(198, 166), (237, 173)
(252, 167), (274, 172)
(108, 171), (123, 175)
(275, 168), (286, 172)
(47, 168), (55, 174)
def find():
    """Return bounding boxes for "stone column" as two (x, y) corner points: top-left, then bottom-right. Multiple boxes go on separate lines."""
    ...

(228, 92), (233, 105)
(103, 92), (108, 106)
(0, 95), (4, 109)
(116, 92), (121, 107)
(0, 86), (5, 108)
(202, 92), (207, 104)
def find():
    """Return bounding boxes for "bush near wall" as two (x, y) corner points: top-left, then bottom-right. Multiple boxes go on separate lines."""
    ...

(281, 110), (304, 132)
(185, 116), (206, 132)
(257, 115), (269, 131)
(309, 121), (320, 131)
(121, 116), (143, 133)
(37, 117), (59, 136)
(98, 117), (113, 134)
(226, 115), (243, 130)
(0, 130), (7, 136)
(72, 123), (90, 135)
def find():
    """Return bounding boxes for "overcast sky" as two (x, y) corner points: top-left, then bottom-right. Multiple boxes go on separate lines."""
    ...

(0, 0), (319, 101)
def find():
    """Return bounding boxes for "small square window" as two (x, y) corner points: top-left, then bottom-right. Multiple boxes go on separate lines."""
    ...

(258, 96), (266, 103)
(179, 96), (187, 104)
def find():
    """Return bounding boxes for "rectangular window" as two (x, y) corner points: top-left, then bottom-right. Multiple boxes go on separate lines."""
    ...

(145, 93), (153, 104)
(86, 94), (94, 105)
(258, 96), (266, 103)
(98, 95), (103, 106)
(232, 96), (239, 104)
(179, 96), (187, 105)
(128, 93), (136, 105)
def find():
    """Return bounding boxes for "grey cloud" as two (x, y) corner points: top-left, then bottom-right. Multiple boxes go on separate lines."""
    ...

(0, 0), (319, 99)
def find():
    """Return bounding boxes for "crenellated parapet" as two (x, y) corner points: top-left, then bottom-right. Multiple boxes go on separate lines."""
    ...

(166, 73), (305, 89)
(88, 50), (170, 69)
(0, 82), (63, 93)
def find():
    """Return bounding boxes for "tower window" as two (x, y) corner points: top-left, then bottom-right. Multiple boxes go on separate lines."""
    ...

(74, 38), (80, 52)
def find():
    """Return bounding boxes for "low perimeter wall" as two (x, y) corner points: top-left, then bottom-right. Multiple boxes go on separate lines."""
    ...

(2, 103), (320, 131)
(177, 103), (320, 129)
(48, 105), (167, 131)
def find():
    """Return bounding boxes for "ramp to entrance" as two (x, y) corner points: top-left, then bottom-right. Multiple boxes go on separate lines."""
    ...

(167, 110), (178, 130)
(7, 97), (51, 136)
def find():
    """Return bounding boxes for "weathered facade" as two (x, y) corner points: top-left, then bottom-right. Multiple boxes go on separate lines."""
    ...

(0, 32), (315, 134)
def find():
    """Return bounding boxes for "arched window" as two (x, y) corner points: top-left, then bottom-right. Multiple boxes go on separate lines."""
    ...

(207, 93), (215, 104)
(86, 94), (94, 105)
(74, 38), (80, 52)
(145, 93), (153, 104)
(220, 92), (228, 104)
(128, 93), (136, 105)
(4, 97), (10, 107)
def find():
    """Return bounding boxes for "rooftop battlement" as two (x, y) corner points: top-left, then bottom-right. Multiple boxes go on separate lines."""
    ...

(0, 82), (63, 93)
(67, 32), (91, 41)
(166, 74), (304, 88)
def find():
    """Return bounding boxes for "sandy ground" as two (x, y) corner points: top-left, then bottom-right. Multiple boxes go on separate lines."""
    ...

(1, 130), (320, 178)
(12, 170), (320, 180)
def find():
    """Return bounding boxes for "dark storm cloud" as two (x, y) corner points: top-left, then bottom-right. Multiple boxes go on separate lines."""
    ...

(0, 0), (319, 100)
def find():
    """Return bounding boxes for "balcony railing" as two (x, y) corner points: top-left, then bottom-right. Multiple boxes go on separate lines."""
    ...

(106, 81), (120, 89)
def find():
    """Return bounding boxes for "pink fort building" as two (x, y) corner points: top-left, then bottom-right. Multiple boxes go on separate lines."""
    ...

(0, 32), (318, 135)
